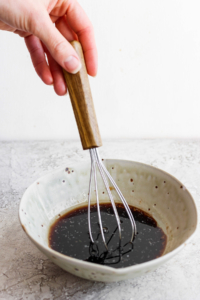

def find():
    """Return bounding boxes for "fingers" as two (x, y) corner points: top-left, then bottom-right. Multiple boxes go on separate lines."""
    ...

(35, 13), (81, 74)
(25, 35), (53, 85)
(45, 48), (67, 96)
(25, 0), (97, 77)
(65, 0), (98, 76)
(25, 34), (66, 96)
(56, 15), (76, 42)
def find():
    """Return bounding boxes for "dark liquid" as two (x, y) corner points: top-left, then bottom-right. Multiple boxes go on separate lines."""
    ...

(49, 203), (167, 268)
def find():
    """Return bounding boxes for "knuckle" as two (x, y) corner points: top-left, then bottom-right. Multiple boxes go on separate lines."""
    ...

(28, 10), (44, 35)
(34, 62), (46, 80)
(29, 45), (41, 56)
(50, 67), (60, 74)
(34, 59), (44, 69)
(77, 24), (94, 37)
(52, 40), (66, 56)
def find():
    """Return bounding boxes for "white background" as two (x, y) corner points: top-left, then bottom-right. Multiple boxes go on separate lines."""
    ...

(0, 0), (200, 140)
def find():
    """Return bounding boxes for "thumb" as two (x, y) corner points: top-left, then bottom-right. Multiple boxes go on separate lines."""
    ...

(35, 16), (81, 74)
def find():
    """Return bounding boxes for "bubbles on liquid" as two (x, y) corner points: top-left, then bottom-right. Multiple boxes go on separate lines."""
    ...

(103, 227), (109, 233)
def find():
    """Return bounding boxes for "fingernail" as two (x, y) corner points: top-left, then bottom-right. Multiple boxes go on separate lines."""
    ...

(64, 56), (82, 74)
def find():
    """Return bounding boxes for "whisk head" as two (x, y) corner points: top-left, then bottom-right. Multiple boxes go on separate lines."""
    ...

(88, 148), (137, 250)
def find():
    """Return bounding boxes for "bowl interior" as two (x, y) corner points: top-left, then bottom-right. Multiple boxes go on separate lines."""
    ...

(19, 159), (197, 263)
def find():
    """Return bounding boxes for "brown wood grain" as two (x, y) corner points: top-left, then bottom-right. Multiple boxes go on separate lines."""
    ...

(63, 41), (102, 150)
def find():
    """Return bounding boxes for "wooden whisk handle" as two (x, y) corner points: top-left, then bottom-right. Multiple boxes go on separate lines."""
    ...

(63, 41), (102, 150)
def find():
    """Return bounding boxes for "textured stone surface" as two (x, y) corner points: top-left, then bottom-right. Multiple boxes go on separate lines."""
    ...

(0, 140), (199, 300)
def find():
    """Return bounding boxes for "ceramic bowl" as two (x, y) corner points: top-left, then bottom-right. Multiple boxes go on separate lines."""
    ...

(19, 159), (197, 282)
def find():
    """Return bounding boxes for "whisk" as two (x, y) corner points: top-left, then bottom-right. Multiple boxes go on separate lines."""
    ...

(63, 41), (137, 250)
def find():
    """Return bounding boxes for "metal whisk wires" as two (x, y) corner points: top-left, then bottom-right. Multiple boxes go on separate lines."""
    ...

(88, 148), (137, 250)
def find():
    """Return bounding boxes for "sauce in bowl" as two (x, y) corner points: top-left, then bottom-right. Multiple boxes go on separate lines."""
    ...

(49, 203), (167, 268)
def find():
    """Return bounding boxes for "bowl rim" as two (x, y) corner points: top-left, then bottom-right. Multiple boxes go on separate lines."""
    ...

(19, 159), (198, 274)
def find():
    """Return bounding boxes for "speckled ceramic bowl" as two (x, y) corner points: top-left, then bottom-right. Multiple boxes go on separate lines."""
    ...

(19, 159), (197, 282)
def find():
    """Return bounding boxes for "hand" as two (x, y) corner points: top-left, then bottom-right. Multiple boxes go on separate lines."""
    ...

(0, 0), (97, 95)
